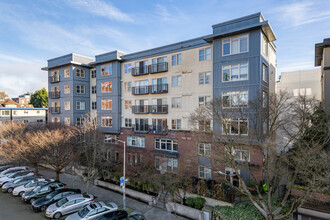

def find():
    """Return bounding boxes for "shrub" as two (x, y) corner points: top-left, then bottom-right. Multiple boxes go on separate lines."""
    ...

(214, 203), (264, 220)
(185, 197), (206, 210)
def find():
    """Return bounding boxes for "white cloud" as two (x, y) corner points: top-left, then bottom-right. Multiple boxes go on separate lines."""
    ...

(67, 0), (134, 23)
(154, 4), (189, 23)
(274, 1), (330, 27)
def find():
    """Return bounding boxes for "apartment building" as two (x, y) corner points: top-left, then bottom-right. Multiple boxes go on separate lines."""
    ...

(0, 108), (47, 124)
(43, 13), (276, 184)
(315, 38), (330, 113)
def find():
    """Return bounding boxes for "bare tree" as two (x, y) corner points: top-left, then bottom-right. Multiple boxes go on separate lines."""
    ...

(189, 91), (330, 220)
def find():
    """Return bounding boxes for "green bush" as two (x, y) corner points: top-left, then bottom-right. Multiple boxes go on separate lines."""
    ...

(185, 197), (206, 210)
(214, 203), (264, 220)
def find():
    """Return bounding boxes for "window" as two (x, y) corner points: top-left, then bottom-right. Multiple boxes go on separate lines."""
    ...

(76, 68), (85, 78)
(101, 116), (112, 127)
(233, 148), (250, 161)
(101, 64), (112, 76)
(171, 75), (182, 87)
(171, 54), (182, 66)
(101, 81), (112, 93)
(199, 166), (211, 179)
(263, 119), (268, 134)
(199, 48), (211, 61)
(199, 96), (211, 107)
(262, 91), (268, 108)
(76, 101), (85, 110)
(127, 136), (145, 148)
(199, 120), (211, 131)
(222, 91), (248, 108)
(222, 34), (248, 56)
(262, 64), (268, 82)
(91, 69), (96, 78)
(198, 143), (211, 156)
(124, 100), (132, 109)
(104, 134), (117, 143)
(171, 97), (182, 108)
(223, 63), (248, 82)
(24, 110), (28, 114)
(92, 86), (96, 94)
(155, 157), (178, 173)
(101, 99), (112, 110)
(262, 34), (268, 56)
(125, 118), (132, 128)
(124, 64), (131, 74)
(1, 110), (10, 116)
(293, 88), (312, 96)
(37, 119), (43, 123)
(92, 101), (97, 110)
(124, 82), (132, 92)
(155, 138), (178, 152)
(223, 118), (248, 135)
(64, 85), (70, 94)
(64, 117), (70, 126)
(76, 85), (85, 94)
(128, 153), (138, 164)
(64, 69), (70, 78)
(199, 72), (211, 84)
(64, 101), (70, 110)
(171, 119), (181, 130)
(52, 117), (60, 123)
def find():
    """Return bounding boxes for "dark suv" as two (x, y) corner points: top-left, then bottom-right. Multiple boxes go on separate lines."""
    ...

(22, 182), (66, 203)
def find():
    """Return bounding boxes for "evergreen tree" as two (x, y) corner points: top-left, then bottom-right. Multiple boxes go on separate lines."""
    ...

(30, 88), (48, 108)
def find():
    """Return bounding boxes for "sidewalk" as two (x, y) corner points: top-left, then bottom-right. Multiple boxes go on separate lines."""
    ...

(38, 167), (188, 220)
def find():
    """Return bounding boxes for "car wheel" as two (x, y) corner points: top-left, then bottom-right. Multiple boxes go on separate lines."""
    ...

(7, 188), (13, 193)
(19, 191), (24, 197)
(40, 205), (47, 212)
(54, 212), (62, 219)
(30, 198), (36, 203)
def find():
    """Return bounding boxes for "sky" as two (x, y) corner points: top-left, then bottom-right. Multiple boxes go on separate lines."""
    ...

(0, 0), (329, 97)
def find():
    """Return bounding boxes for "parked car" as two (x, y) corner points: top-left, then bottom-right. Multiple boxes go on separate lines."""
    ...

(94, 210), (128, 220)
(0, 165), (12, 172)
(0, 166), (27, 178)
(0, 170), (34, 186)
(122, 214), (146, 220)
(12, 178), (47, 196)
(65, 201), (118, 220)
(2, 175), (37, 193)
(45, 194), (95, 219)
(22, 181), (65, 203)
(32, 188), (81, 212)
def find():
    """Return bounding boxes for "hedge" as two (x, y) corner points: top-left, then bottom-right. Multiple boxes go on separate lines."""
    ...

(214, 203), (264, 220)
(185, 197), (206, 210)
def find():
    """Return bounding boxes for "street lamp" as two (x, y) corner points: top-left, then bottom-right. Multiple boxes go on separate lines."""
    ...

(105, 137), (126, 210)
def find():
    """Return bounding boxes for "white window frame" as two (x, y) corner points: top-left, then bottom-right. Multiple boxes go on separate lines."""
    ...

(104, 134), (117, 143)
(222, 62), (248, 82)
(262, 64), (268, 83)
(222, 34), (249, 56)
(198, 143), (211, 156)
(199, 72), (211, 85)
(64, 85), (70, 94)
(125, 118), (132, 128)
(127, 136), (145, 148)
(91, 86), (97, 94)
(261, 34), (269, 57)
(171, 54), (182, 66)
(155, 138), (178, 152)
(76, 85), (85, 94)
(199, 48), (211, 61)
(222, 118), (248, 135)
(199, 166), (211, 179)
(64, 69), (70, 78)
(64, 101), (70, 111)
(198, 96), (211, 107)
(222, 90), (248, 108)
(171, 97), (182, 109)
(101, 64), (112, 76)
(92, 101), (97, 110)
(124, 64), (131, 74)
(232, 148), (250, 162)
(101, 116), (112, 127)
(76, 101), (85, 111)
(76, 68), (85, 78)
(262, 91), (268, 108)
(76, 117), (84, 126)
(171, 75), (182, 87)
(91, 69), (96, 78)
(171, 119), (182, 130)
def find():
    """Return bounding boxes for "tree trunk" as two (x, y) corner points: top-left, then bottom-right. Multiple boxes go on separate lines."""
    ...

(55, 170), (60, 182)
(86, 171), (91, 193)
(266, 214), (275, 220)
(34, 165), (39, 175)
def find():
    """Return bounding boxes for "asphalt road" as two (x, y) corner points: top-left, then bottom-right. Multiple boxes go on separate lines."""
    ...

(0, 190), (47, 220)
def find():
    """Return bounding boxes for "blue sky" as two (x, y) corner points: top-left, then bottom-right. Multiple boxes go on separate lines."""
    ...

(0, 0), (329, 97)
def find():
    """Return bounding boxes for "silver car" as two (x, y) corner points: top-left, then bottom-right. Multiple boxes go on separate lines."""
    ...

(45, 194), (95, 219)
(65, 201), (118, 220)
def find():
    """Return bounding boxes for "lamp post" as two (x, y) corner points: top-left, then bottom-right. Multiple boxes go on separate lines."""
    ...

(106, 137), (126, 210)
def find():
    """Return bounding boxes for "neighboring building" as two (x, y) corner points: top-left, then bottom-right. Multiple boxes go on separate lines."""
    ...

(0, 98), (19, 108)
(0, 108), (47, 124)
(276, 69), (321, 100)
(12, 92), (33, 108)
(0, 92), (9, 101)
(43, 13), (276, 184)
(315, 38), (330, 112)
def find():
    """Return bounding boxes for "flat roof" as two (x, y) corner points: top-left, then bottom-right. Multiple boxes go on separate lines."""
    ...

(315, 38), (330, 66)
(0, 108), (48, 110)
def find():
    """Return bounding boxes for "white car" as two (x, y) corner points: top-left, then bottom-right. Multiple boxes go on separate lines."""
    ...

(0, 166), (27, 178)
(12, 178), (47, 196)
(0, 170), (34, 186)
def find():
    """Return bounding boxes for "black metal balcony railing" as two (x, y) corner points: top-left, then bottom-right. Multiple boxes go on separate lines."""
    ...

(150, 105), (168, 114)
(49, 107), (60, 114)
(49, 91), (60, 99)
(132, 86), (149, 95)
(132, 124), (168, 134)
(150, 62), (168, 74)
(131, 66), (149, 76)
(150, 84), (168, 94)
(132, 105), (149, 114)
(49, 75), (60, 83)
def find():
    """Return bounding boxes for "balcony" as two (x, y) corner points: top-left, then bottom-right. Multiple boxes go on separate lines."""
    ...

(132, 86), (149, 95)
(150, 62), (168, 74)
(132, 105), (149, 114)
(49, 91), (60, 99)
(131, 66), (149, 76)
(49, 75), (60, 83)
(150, 105), (168, 114)
(132, 124), (149, 133)
(132, 124), (168, 134)
(49, 107), (60, 114)
(149, 84), (168, 94)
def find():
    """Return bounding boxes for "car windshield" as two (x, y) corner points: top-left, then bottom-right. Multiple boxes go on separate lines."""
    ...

(78, 206), (90, 218)
(56, 198), (68, 207)
(13, 179), (22, 183)
(7, 172), (17, 178)
(32, 186), (42, 192)
(25, 181), (36, 187)
(46, 191), (58, 199)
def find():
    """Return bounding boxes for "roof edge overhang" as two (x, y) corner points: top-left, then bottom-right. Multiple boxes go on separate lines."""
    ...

(41, 61), (93, 71)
